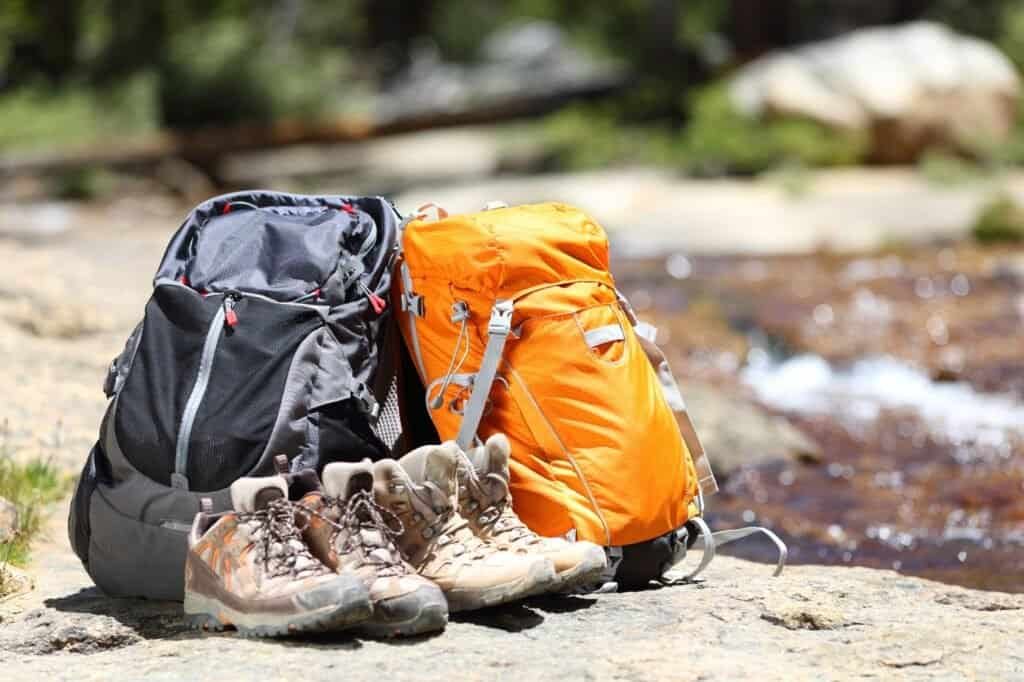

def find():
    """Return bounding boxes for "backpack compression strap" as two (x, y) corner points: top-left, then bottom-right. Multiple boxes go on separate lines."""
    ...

(671, 517), (788, 580)
(455, 299), (513, 450)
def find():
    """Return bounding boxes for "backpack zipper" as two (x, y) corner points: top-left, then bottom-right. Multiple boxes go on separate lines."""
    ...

(172, 293), (238, 490)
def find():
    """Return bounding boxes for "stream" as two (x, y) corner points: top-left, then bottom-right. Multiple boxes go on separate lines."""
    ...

(613, 244), (1024, 592)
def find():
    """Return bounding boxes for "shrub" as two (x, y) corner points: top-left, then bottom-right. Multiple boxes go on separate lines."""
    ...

(679, 83), (867, 176)
(158, 19), (347, 130)
(972, 194), (1024, 243)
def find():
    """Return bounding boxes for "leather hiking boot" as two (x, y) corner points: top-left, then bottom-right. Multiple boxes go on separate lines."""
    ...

(373, 442), (556, 612)
(183, 475), (371, 637)
(289, 462), (448, 638)
(458, 434), (607, 593)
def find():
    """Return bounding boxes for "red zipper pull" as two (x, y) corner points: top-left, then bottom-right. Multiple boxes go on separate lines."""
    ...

(224, 296), (239, 328)
(359, 282), (386, 314)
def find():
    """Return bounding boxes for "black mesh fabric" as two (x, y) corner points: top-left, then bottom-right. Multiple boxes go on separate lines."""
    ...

(371, 376), (403, 452)
(115, 285), (323, 491)
(394, 336), (439, 455)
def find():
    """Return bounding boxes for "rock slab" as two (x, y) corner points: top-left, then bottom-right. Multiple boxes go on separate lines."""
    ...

(1, 508), (1022, 682)
(730, 21), (1020, 162)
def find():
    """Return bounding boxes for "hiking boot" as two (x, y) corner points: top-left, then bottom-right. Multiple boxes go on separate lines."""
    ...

(183, 475), (371, 637)
(291, 462), (449, 638)
(374, 442), (557, 612)
(458, 434), (607, 592)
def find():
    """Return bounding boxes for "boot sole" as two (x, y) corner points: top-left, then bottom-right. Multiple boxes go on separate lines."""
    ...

(445, 559), (556, 612)
(183, 583), (371, 638)
(550, 547), (609, 593)
(353, 599), (449, 639)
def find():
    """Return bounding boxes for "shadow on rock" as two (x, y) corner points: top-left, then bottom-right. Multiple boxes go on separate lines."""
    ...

(450, 602), (545, 632)
(39, 587), (196, 642)
(0, 588), (197, 655)
(525, 594), (598, 614)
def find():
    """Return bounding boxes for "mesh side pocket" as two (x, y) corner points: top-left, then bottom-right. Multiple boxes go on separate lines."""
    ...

(371, 375), (403, 454)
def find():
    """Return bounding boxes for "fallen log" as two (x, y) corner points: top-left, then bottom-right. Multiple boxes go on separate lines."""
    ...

(0, 80), (623, 181)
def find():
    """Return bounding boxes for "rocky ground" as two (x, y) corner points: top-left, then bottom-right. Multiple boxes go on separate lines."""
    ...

(1, 500), (1022, 681)
(0, 192), (1022, 679)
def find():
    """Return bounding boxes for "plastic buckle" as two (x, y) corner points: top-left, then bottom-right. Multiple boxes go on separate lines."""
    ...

(450, 301), (470, 323)
(401, 292), (425, 317)
(351, 383), (379, 419)
(488, 300), (513, 336)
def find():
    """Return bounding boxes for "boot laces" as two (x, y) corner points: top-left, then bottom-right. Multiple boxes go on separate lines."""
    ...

(415, 482), (490, 562)
(460, 462), (537, 546)
(239, 498), (325, 579)
(324, 490), (407, 577)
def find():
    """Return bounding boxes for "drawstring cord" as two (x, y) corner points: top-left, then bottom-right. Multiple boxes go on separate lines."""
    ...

(427, 302), (471, 411)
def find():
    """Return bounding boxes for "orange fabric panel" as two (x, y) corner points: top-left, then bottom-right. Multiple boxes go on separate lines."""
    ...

(394, 202), (697, 546)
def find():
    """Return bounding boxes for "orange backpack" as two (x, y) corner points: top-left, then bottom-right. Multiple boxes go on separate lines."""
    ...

(394, 202), (779, 582)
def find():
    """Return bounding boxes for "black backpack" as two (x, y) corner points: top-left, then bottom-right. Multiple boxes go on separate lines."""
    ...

(68, 191), (401, 600)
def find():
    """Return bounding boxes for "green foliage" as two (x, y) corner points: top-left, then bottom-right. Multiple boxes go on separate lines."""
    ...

(917, 150), (990, 186)
(0, 75), (157, 151)
(536, 106), (681, 170)
(529, 81), (870, 176)
(0, 451), (67, 590)
(972, 194), (1024, 243)
(51, 168), (117, 200)
(158, 18), (348, 129)
(679, 83), (867, 176)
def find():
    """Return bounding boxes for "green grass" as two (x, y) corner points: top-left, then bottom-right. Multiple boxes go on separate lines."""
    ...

(0, 439), (69, 595)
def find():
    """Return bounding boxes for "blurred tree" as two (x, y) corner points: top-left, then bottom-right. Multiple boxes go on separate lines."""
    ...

(1, 0), (81, 84)
(0, 0), (1021, 135)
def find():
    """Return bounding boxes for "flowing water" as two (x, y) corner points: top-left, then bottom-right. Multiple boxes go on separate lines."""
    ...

(612, 245), (1024, 592)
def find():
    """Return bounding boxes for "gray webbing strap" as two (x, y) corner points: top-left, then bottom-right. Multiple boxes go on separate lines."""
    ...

(680, 520), (788, 579)
(680, 517), (716, 580)
(456, 300), (513, 450)
(584, 323), (625, 348)
(398, 260), (427, 377)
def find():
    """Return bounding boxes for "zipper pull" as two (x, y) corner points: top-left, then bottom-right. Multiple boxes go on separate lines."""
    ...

(223, 295), (239, 328)
(359, 281), (386, 315)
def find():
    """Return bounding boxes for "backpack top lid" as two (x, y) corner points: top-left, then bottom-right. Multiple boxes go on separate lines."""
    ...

(155, 190), (399, 301)
(402, 202), (614, 299)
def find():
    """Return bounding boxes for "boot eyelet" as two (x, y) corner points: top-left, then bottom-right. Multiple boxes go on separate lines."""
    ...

(422, 527), (435, 539)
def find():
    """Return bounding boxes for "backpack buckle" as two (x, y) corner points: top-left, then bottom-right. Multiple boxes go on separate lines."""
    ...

(488, 300), (513, 336)
(401, 292), (425, 317)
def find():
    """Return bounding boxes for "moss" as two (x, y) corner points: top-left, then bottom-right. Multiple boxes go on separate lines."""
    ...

(972, 194), (1024, 244)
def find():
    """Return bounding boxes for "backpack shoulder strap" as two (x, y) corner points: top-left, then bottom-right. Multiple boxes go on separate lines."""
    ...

(455, 299), (513, 450)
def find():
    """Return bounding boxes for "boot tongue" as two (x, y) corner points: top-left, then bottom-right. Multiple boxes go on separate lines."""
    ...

(321, 461), (374, 499)
(469, 434), (512, 481)
(230, 476), (288, 513)
(398, 442), (460, 499)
